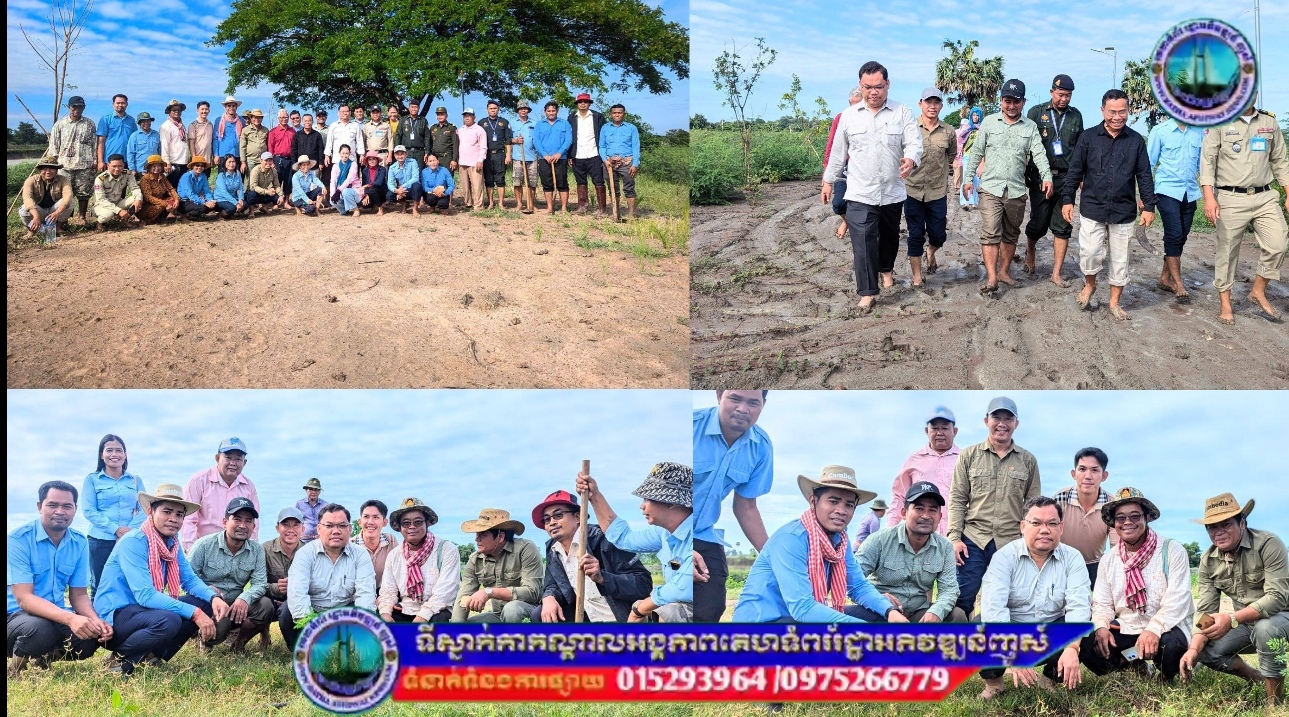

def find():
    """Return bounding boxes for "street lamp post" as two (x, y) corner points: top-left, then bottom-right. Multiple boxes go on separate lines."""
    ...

(1091, 46), (1117, 89)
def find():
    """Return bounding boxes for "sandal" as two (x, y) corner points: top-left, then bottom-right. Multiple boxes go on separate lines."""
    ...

(1175, 291), (1191, 304)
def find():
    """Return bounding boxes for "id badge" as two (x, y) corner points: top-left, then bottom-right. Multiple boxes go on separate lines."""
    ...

(1052, 139), (1064, 156)
(1250, 137), (1268, 152)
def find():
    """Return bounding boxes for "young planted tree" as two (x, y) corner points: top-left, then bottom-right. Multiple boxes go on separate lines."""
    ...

(778, 73), (831, 163)
(713, 37), (777, 190)
(19, 0), (95, 126)
(934, 39), (1004, 112)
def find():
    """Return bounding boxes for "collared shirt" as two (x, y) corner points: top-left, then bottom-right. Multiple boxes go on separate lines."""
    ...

(888, 444), (958, 535)
(248, 163), (282, 194)
(533, 118), (573, 158)
(187, 119), (214, 161)
(552, 534), (616, 622)
(49, 115), (98, 170)
(363, 120), (392, 154)
(479, 116), (511, 151)
(1199, 109), (1289, 189)
(291, 129), (325, 166)
(1092, 536), (1193, 638)
(262, 537), (298, 601)
(693, 406), (774, 545)
(213, 171), (245, 204)
(239, 124), (270, 165)
(1052, 487), (1115, 565)
(287, 540), (377, 617)
(734, 519), (894, 623)
(92, 528), (218, 625)
(81, 470), (146, 541)
(947, 440), (1041, 548)
(853, 512), (883, 545)
(21, 174), (72, 212)
(295, 498), (329, 543)
(324, 120), (364, 163)
(457, 124), (487, 166)
(857, 522), (960, 619)
(177, 171), (213, 204)
(378, 536), (461, 620)
(598, 122), (641, 167)
(125, 129), (161, 174)
(291, 170), (325, 203)
(1026, 102), (1084, 172)
(97, 112), (138, 160)
(7, 520), (89, 615)
(510, 117), (538, 162)
(573, 109), (598, 158)
(964, 113), (1050, 199)
(386, 159), (421, 192)
(980, 539), (1090, 623)
(1197, 527), (1289, 618)
(187, 531), (268, 604)
(1062, 122), (1156, 224)
(1148, 120), (1205, 202)
(159, 118), (191, 166)
(93, 170), (142, 208)
(822, 100), (923, 206)
(451, 537), (546, 622)
(352, 532), (398, 587)
(605, 515), (693, 607)
(181, 467), (260, 551)
(267, 125), (297, 157)
(904, 117), (956, 201)
(212, 116), (243, 159)
(420, 165), (455, 195)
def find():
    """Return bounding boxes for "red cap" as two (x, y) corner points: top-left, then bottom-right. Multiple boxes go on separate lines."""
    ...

(531, 490), (579, 529)
(575, 93), (592, 103)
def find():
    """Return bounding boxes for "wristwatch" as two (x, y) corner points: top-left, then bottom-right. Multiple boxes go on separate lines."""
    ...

(631, 601), (647, 619)
(1227, 611), (1239, 628)
(485, 587), (494, 598)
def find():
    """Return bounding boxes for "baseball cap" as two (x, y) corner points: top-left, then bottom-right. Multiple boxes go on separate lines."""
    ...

(462, 107), (475, 116)
(920, 87), (943, 102)
(218, 437), (248, 454)
(260, 151), (273, 161)
(393, 144), (407, 153)
(225, 497), (259, 518)
(985, 396), (1019, 417)
(67, 96), (86, 107)
(905, 481), (946, 506)
(516, 99), (531, 109)
(575, 93), (592, 103)
(1052, 74), (1075, 91)
(1001, 79), (1026, 100)
(926, 406), (956, 424)
(277, 506), (305, 524)
(531, 490), (580, 529)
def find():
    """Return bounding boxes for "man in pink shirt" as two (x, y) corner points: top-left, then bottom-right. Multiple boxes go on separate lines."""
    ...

(456, 108), (487, 210)
(888, 406), (959, 535)
(182, 437), (260, 551)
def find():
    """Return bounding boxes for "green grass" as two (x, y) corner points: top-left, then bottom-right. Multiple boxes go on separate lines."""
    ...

(690, 129), (826, 204)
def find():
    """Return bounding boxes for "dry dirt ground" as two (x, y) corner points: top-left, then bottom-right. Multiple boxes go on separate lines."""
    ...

(8, 208), (688, 388)
(691, 180), (1289, 389)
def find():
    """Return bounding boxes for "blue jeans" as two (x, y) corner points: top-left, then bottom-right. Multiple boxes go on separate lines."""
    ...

(1156, 194), (1197, 258)
(904, 196), (948, 257)
(106, 595), (210, 674)
(292, 187), (322, 213)
(955, 536), (997, 615)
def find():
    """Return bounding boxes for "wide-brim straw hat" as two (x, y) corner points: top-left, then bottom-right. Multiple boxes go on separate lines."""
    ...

(632, 462), (692, 508)
(138, 483), (200, 514)
(36, 154), (62, 170)
(165, 99), (187, 113)
(1193, 492), (1254, 525)
(1101, 487), (1161, 527)
(143, 154), (165, 170)
(188, 155), (209, 168)
(797, 465), (877, 504)
(292, 155), (316, 170)
(363, 150), (382, 162)
(461, 508), (525, 535)
(390, 497), (438, 527)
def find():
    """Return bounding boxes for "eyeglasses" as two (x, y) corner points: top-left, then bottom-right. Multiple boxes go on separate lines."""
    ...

(320, 522), (351, 531)
(1023, 519), (1062, 530)
(1113, 513), (1145, 525)
(542, 510), (572, 525)
(860, 83), (886, 91)
(399, 519), (426, 529)
(222, 455), (246, 463)
(1205, 521), (1238, 534)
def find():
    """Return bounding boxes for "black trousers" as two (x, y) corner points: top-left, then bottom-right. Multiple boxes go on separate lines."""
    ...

(538, 159), (569, 192)
(422, 193), (451, 209)
(389, 607), (451, 623)
(7, 610), (101, 660)
(571, 157), (605, 187)
(772, 604), (887, 623)
(1078, 625), (1189, 681)
(844, 201), (903, 296)
(483, 152), (507, 187)
(693, 538), (729, 622)
(1024, 168), (1071, 240)
(106, 595), (209, 674)
(179, 199), (210, 218)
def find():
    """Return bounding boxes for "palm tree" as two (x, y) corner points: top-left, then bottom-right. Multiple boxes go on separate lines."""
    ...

(934, 40), (1005, 112)
(1121, 57), (1164, 129)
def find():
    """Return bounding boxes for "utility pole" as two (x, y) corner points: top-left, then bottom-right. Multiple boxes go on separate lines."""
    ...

(1091, 46), (1117, 88)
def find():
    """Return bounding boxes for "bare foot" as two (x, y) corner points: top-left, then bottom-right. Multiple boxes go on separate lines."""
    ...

(880, 273), (894, 289)
(998, 273), (1019, 287)
(856, 297), (876, 315)
(1109, 305), (1131, 321)
(835, 222), (847, 239)
(1051, 274), (1071, 288)
(1077, 286), (1094, 310)
(1249, 292), (1283, 320)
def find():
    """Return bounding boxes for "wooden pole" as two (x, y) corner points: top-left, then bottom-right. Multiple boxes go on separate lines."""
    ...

(605, 161), (620, 222)
(574, 458), (590, 623)
(7, 94), (49, 218)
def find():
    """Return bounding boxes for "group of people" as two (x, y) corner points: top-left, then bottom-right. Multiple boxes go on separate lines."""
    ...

(694, 390), (1287, 705)
(6, 434), (693, 679)
(19, 91), (646, 238)
(821, 61), (1287, 324)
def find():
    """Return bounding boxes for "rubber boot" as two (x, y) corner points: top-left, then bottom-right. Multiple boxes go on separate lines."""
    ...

(596, 185), (609, 215)
(627, 198), (636, 219)
(1266, 677), (1284, 705)
(576, 185), (589, 214)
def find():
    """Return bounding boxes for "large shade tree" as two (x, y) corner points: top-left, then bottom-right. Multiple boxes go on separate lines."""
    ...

(934, 39), (1003, 111)
(210, 0), (688, 110)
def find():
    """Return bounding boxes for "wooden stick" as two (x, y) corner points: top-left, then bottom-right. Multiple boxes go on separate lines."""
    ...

(574, 458), (590, 623)
(8, 94), (49, 218)
(605, 161), (620, 222)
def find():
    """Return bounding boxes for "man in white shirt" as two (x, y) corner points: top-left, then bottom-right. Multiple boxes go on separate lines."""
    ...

(567, 93), (607, 214)
(822, 61), (923, 314)
(323, 104), (365, 173)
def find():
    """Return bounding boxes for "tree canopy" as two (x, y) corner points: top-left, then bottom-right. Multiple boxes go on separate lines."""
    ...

(209, 0), (688, 111)
(935, 39), (1003, 111)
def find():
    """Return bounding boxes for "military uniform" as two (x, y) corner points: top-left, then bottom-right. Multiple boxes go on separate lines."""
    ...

(1199, 109), (1289, 293)
(428, 120), (459, 169)
(478, 115), (512, 188)
(91, 169), (142, 223)
(1024, 100), (1083, 242)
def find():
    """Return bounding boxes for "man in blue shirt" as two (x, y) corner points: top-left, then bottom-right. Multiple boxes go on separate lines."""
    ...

(419, 153), (456, 215)
(385, 145), (422, 215)
(533, 101), (573, 214)
(93, 483), (225, 676)
(1147, 118), (1205, 303)
(578, 462), (694, 622)
(733, 466), (904, 623)
(125, 112), (160, 178)
(7, 481), (111, 678)
(693, 390), (773, 622)
(510, 100), (539, 214)
(96, 94), (137, 173)
(598, 104), (642, 219)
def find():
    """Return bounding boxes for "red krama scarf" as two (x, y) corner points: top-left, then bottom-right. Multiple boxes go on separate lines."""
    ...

(141, 517), (182, 598)
(800, 510), (849, 609)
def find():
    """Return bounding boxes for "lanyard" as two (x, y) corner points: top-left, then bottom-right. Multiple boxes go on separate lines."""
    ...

(1050, 108), (1066, 137)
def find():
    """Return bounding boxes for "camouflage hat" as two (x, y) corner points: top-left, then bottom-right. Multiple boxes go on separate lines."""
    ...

(136, 111), (155, 122)
(302, 477), (322, 491)
(390, 497), (438, 527)
(36, 154), (62, 170)
(1101, 487), (1161, 527)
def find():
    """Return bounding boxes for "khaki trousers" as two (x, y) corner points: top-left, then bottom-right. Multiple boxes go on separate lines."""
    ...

(1212, 188), (1287, 292)
(1078, 217), (1134, 286)
(458, 165), (485, 208)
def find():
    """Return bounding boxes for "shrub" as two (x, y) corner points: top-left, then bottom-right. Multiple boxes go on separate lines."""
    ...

(690, 130), (743, 204)
(643, 141), (689, 186)
(750, 129), (824, 182)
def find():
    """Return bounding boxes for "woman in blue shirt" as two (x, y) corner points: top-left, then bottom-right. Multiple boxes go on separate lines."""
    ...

(213, 153), (247, 219)
(81, 434), (145, 594)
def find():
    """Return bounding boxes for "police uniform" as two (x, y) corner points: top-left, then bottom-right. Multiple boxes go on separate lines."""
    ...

(1024, 75), (1083, 243)
(428, 108), (459, 170)
(478, 114), (512, 188)
(1199, 109), (1289, 294)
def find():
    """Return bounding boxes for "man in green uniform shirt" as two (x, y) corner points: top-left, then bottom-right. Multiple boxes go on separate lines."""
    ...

(1024, 74), (1084, 287)
(1198, 104), (1288, 324)
(428, 106), (459, 173)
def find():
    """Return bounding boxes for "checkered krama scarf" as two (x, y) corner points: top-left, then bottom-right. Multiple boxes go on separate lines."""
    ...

(800, 509), (849, 609)
(141, 514), (183, 598)
(402, 532), (437, 601)
(1119, 528), (1158, 613)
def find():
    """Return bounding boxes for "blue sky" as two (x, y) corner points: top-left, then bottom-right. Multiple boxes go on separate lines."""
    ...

(6, 0), (689, 133)
(691, 0), (1288, 128)
(694, 390), (1289, 550)
(6, 390), (691, 549)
